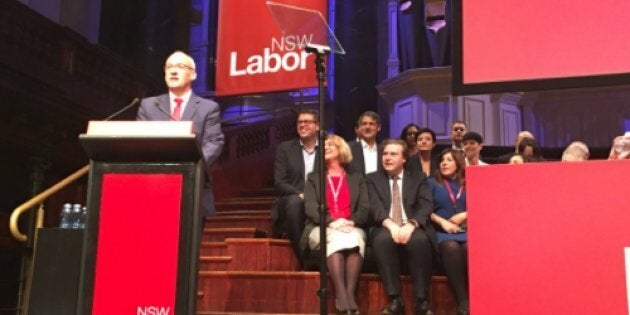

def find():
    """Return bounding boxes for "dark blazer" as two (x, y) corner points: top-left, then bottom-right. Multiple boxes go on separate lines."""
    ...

(272, 138), (320, 226)
(405, 152), (440, 178)
(137, 93), (224, 216)
(348, 141), (383, 175)
(274, 138), (320, 196)
(366, 169), (436, 246)
(300, 170), (370, 254)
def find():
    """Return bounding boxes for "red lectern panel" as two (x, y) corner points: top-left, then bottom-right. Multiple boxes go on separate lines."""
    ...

(92, 174), (182, 315)
(467, 160), (630, 314)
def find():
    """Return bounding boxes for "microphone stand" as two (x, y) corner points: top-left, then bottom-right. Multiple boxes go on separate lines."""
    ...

(103, 98), (140, 121)
(305, 44), (330, 315)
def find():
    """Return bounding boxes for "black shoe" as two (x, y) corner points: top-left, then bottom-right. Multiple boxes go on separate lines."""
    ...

(381, 298), (404, 315)
(414, 299), (433, 315)
(349, 308), (360, 315)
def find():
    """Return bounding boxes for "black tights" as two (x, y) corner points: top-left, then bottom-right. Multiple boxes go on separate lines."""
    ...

(327, 248), (363, 310)
(439, 240), (469, 310)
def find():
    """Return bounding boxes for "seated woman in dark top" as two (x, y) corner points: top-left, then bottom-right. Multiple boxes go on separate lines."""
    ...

(517, 137), (543, 162)
(429, 149), (469, 315)
(399, 123), (420, 156)
(405, 127), (439, 177)
(301, 134), (370, 315)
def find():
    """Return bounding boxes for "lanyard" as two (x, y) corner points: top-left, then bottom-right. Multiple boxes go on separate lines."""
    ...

(444, 180), (463, 208)
(327, 173), (345, 212)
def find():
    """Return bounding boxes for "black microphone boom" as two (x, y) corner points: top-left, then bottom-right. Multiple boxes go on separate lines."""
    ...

(103, 98), (140, 121)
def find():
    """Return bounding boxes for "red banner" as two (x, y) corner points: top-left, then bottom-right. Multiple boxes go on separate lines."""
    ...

(216, 0), (327, 96)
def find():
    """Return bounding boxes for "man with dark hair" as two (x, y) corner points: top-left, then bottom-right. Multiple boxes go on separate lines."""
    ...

(349, 111), (383, 175)
(367, 139), (435, 315)
(273, 108), (320, 266)
(462, 131), (488, 166)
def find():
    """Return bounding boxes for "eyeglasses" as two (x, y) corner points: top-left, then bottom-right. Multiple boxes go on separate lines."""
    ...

(406, 131), (418, 136)
(164, 63), (194, 71)
(297, 120), (317, 125)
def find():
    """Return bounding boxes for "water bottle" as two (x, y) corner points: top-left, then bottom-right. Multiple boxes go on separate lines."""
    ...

(59, 203), (72, 229)
(71, 204), (82, 229)
(80, 206), (88, 229)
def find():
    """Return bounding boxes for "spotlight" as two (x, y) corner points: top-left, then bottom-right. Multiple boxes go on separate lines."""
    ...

(399, 0), (412, 12)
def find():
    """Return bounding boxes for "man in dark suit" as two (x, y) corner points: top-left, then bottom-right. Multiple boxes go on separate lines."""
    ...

(367, 139), (435, 315)
(137, 50), (224, 217)
(349, 111), (383, 175)
(273, 108), (320, 265)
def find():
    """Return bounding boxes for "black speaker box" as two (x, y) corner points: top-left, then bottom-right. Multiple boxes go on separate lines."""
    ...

(28, 228), (84, 315)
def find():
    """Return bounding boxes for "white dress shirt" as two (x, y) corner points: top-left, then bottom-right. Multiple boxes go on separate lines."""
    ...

(361, 139), (378, 174)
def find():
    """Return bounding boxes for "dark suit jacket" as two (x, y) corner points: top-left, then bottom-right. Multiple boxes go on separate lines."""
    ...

(405, 152), (440, 178)
(272, 138), (320, 225)
(274, 138), (320, 196)
(348, 141), (383, 175)
(300, 170), (370, 254)
(366, 169), (436, 246)
(137, 93), (224, 216)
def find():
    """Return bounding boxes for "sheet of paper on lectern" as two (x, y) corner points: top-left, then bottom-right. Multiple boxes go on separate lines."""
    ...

(86, 121), (193, 137)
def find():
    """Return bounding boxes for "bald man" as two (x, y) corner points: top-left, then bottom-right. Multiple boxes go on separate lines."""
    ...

(137, 51), (224, 217)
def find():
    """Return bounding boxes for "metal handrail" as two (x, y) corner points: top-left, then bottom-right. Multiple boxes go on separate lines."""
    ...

(8, 104), (301, 242)
(9, 165), (89, 242)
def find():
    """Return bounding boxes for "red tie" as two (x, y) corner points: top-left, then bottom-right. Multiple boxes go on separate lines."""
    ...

(172, 98), (183, 120)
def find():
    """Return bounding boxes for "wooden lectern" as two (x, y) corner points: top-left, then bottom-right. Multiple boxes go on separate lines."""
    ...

(76, 121), (204, 315)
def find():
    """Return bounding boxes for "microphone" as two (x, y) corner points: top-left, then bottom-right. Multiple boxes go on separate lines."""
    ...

(154, 102), (177, 121)
(103, 98), (139, 121)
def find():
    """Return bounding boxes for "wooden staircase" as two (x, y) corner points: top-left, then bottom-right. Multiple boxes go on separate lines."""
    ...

(197, 190), (458, 315)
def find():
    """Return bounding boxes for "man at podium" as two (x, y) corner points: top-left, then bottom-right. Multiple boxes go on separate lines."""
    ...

(137, 50), (225, 217)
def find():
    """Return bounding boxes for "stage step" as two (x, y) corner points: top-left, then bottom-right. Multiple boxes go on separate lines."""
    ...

(202, 228), (266, 242)
(228, 197), (276, 202)
(197, 271), (457, 315)
(199, 256), (232, 271)
(204, 215), (272, 236)
(200, 242), (227, 256)
(198, 238), (299, 272)
(238, 187), (276, 198)
(198, 312), (317, 315)
(215, 199), (274, 211)
(215, 210), (271, 217)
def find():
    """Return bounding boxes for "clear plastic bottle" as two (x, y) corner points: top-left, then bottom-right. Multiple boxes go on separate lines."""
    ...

(71, 204), (82, 229)
(59, 203), (72, 229)
(80, 206), (87, 229)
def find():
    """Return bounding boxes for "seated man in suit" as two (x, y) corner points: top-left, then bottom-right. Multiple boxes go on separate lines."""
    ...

(137, 50), (224, 217)
(273, 108), (320, 266)
(349, 111), (383, 175)
(367, 139), (435, 315)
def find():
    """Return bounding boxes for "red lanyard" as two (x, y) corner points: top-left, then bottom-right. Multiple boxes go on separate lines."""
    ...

(327, 173), (345, 212)
(444, 180), (463, 208)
